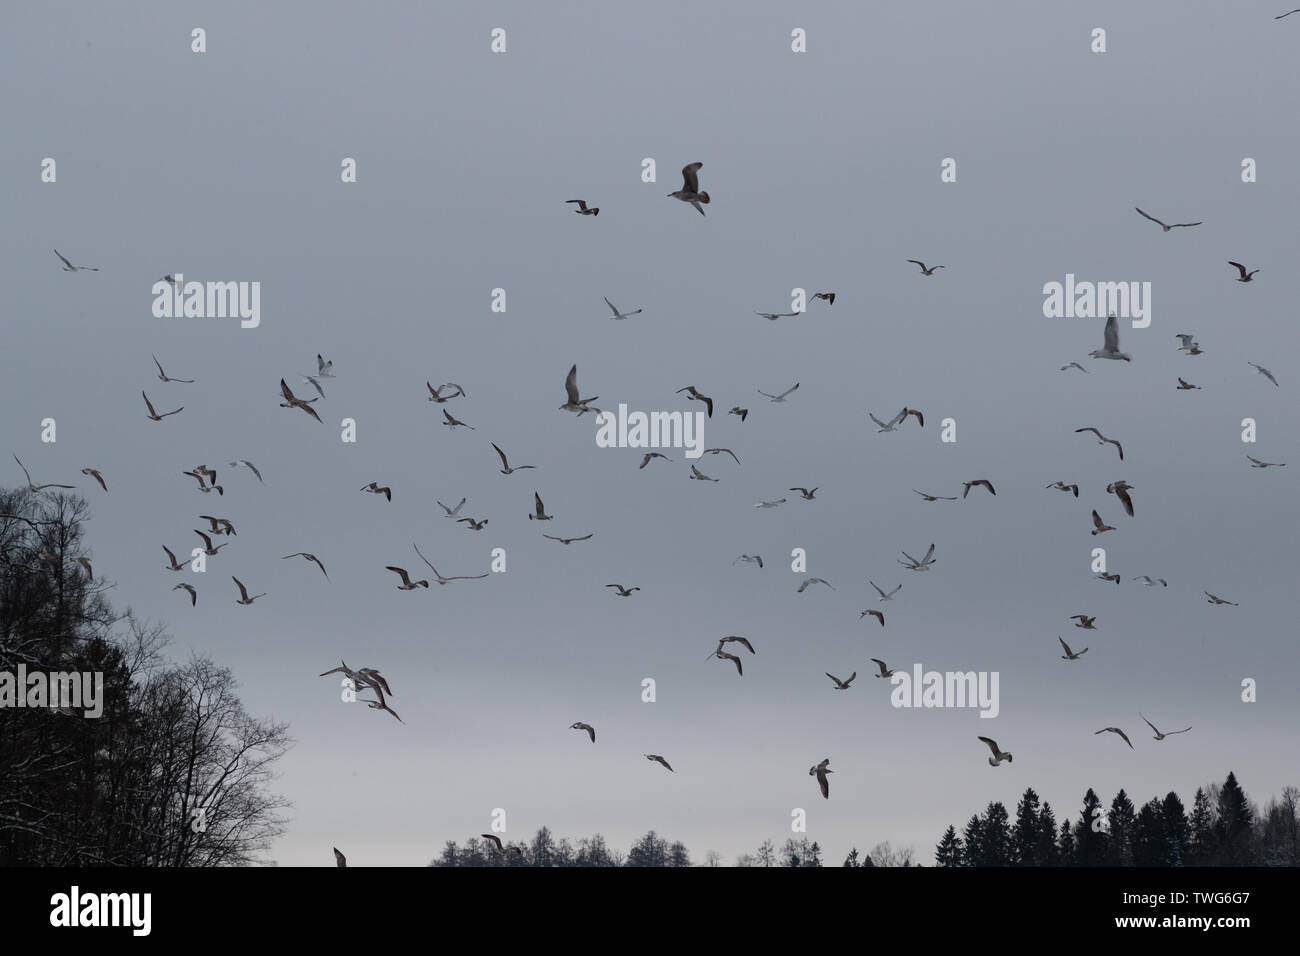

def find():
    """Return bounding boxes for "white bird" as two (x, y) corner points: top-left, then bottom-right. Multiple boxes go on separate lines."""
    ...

(869, 409), (907, 432)
(13, 456), (74, 493)
(491, 443), (536, 475)
(898, 543), (936, 571)
(1089, 314), (1132, 362)
(228, 460), (263, 482)
(689, 465), (718, 482)
(914, 489), (957, 501)
(870, 581), (902, 601)
(1135, 576), (1167, 587)
(603, 296), (641, 320)
(425, 382), (463, 404)
(797, 577), (835, 592)
(152, 354), (194, 383)
(978, 736), (1013, 766)
(640, 452), (673, 469)
(1075, 427), (1124, 460)
(315, 354), (334, 378)
(54, 249), (98, 272)
(300, 375), (326, 399)
(437, 497), (467, 519)
(825, 672), (856, 690)
(142, 391), (183, 421)
(413, 542), (488, 585)
(1247, 455), (1285, 468)
(1175, 334), (1203, 355)
(733, 554), (763, 569)
(870, 659), (897, 678)
(232, 576), (265, 605)
(1248, 362), (1279, 387)
(1134, 207), (1202, 232)
(906, 259), (944, 276)
(757, 382), (799, 403)
(1228, 261), (1259, 282)
(755, 310), (799, 321)
(1141, 714), (1191, 741)
(667, 162), (710, 216)
(560, 365), (599, 415)
(527, 492), (552, 520)
(753, 498), (785, 508)
(809, 758), (832, 799)
(1058, 636), (1088, 660)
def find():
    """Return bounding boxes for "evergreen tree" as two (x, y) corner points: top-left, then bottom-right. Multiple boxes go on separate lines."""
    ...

(1161, 792), (1189, 866)
(805, 841), (824, 867)
(1188, 787), (1216, 864)
(1036, 803), (1060, 866)
(978, 802), (1012, 866)
(843, 847), (860, 867)
(1074, 788), (1109, 866)
(1011, 788), (1042, 865)
(667, 841), (691, 867)
(1214, 772), (1255, 865)
(935, 825), (963, 867)
(1132, 799), (1169, 866)
(961, 814), (984, 866)
(1106, 790), (1137, 866)
(1058, 817), (1076, 865)
(626, 830), (668, 867)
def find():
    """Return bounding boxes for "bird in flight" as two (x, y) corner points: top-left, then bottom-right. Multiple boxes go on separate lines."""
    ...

(978, 736), (1013, 766)
(54, 249), (98, 271)
(570, 722), (596, 743)
(13, 456), (74, 493)
(360, 482), (392, 502)
(492, 443), (535, 475)
(282, 552), (329, 579)
(797, 577), (834, 592)
(314, 354), (334, 378)
(962, 479), (995, 498)
(1075, 427), (1124, 460)
(413, 543), (488, 585)
(1090, 510), (1115, 535)
(703, 448), (739, 464)
(426, 382), (463, 404)
(1248, 362), (1279, 387)
(1141, 714), (1191, 741)
(480, 834), (522, 855)
(644, 754), (675, 772)
(173, 582), (197, 606)
(229, 459), (263, 482)
(689, 465), (719, 482)
(1276, 8), (1300, 17)
(1060, 362), (1089, 373)
(458, 517), (488, 531)
(898, 543), (937, 571)
(544, 533), (593, 545)
(200, 515), (236, 536)
(1058, 636), (1087, 660)
(1176, 378), (1202, 390)
(1135, 576), (1167, 587)
(566, 199), (599, 216)
(758, 382), (799, 403)
(860, 609), (884, 626)
(667, 162), (710, 216)
(279, 379), (322, 423)
(710, 645), (744, 676)
(232, 576), (266, 605)
(437, 497), (467, 519)
(606, 584), (640, 596)
(1175, 334), (1203, 355)
(789, 487), (817, 500)
(826, 671), (856, 690)
(1107, 480), (1135, 516)
(906, 259), (944, 276)
(914, 489), (957, 501)
(1228, 261), (1260, 282)
(183, 469), (222, 496)
(640, 452), (673, 469)
(142, 391), (183, 421)
(755, 310), (799, 321)
(1247, 455), (1285, 468)
(527, 492), (552, 520)
(603, 296), (641, 320)
(1046, 481), (1079, 497)
(385, 566), (428, 590)
(676, 385), (713, 417)
(162, 546), (188, 572)
(1204, 592), (1238, 606)
(1089, 314), (1132, 362)
(870, 659), (897, 679)
(79, 468), (107, 491)
(1070, 614), (1097, 629)
(812, 292), (836, 304)
(1096, 572), (1120, 585)
(728, 406), (748, 422)
(1095, 727), (1134, 749)
(152, 355), (194, 383)
(442, 409), (474, 430)
(560, 365), (599, 415)
(733, 554), (763, 569)
(809, 758), (832, 799)
(870, 580), (902, 601)
(1134, 207), (1201, 232)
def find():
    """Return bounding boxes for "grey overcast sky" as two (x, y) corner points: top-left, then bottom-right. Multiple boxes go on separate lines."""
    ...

(2, 1), (1298, 865)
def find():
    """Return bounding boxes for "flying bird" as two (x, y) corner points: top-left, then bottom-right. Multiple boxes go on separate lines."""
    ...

(1095, 727), (1134, 749)
(199, 515), (236, 536)
(1107, 480), (1135, 516)
(1176, 378), (1202, 390)
(703, 448), (740, 464)
(1075, 427), (1124, 460)
(1175, 334), (1203, 355)
(279, 379), (322, 423)
(869, 409), (908, 432)
(458, 518), (488, 531)
(728, 407), (748, 422)
(809, 758), (832, 799)
(758, 383), (800, 403)
(182, 470), (222, 495)
(162, 546), (187, 572)
(413, 543), (488, 585)
(1089, 314), (1132, 362)
(360, 482), (392, 502)
(667, 162), (710, 216)
(826, 672), (856, 689)
(228, 460), (263, 481)
(1276, 8), (1300, 17)
(1228, 261), (1259, 282)
(716, 635), (755, 655)
(492, 443), (536, 474)
(566, 199), (599, 216)
(962, 479), (995, 498)
(13, 456), (74, 493)
(437, 497), (467, 519)
(560, 365), (599, 415)
(192, 529), (228, 555)
(689, 465), (718, 482)
(906, 259), (944, 276)
(1141, 715), (1191, 741)
(544, 533), (593, 545)
(710, 647), (744, 676)
(644, 754), (675, 772)
(603, 296), (641, 319)
(1090, 510), (1115, 535)
(426, 382), (462, 403)
(978, 736), (1013, 766)
(870, 659), (897, 678)
(232, 576), (265, 605)
(812, 292), (836, 304)
(1096, 572), (1121, 585)
(570, 722), (596, 743)
(789, 487), (818, 500)
(753, 498), (785, 508)
(676, 385), (713, 417)
(1046, 481), (1079, 497)
(314, 354), (334, 378)
(152, 355), (194, 383)
(1058, 636), (1087, 660)
(385, 566), (429, 590)
(914, 489), (957, 501)
(797, 577), (835, 592)
(898, 543), (937, 571)
(1135, 576), (1167, 587)
(442, 409), (474, 430)
(527, 493), (552, 520)
(1070, 615), (1097, 629)
(1247, 455), (1285, 468)
(1204, 592), (1237, 606)
(282, 552), (329, 579)
(142, 391), (183, 421)
(1134, 207), (1201, 231)
(861, 609), (884, 626)
(639, 452), (673, 469)
(173, 582), (197, 606)
(54, 249), (98, 271)
(755, 310), (799, 321)
(733, 555), (763, 569)
(1248, 362), (1279, 387)
(870, 581), (902, 601)
(1060, 362), (1089, 373)
(605, 584), (640, 596)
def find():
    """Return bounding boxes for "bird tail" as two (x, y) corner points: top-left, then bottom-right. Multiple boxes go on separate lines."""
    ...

(697, 192), (710, 204)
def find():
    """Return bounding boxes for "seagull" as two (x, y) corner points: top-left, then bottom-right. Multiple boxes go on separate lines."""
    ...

(1276, 8), (1300, 17)
(733, 554), (763, 569)
(1247, 455), (1285, 468)
(676, 385), (713, 417)
(703, 448), (740, 464)
(442, 409), (474, 430)
(192, 530), (228, 555)
(1176, 378), (1202, 390)
(142, 391), (183, 421)
(360, 482), (392, 502)
(869, 409), (907, 432)
(566, 199), (599, 216)
(870, 581), (902, 601)
(1096, 572), (1121, 585)
(728, 407), (748, 422)
(716, 635), (755, 655)
(314, 354), (334, 378)
(962, 479), (996, 498)
(861, 609), (884, 626)
(870, 659), (897, 679)
(826, 672), (856, 689)
(603, 296), (641, 319)
(898, 543), (937, 571)
(279, 379), (322, 423)
(228, 460), (263, 482)
(606, 584), (640, 596)
(914, 489), (957, 501)
(1070, 614), (1096, 629)
(437, 497), (467, 519)
(232, 576), (265, 605)
(360, 683), (404, 723)
(1141, 714), (1191, 741)
(812, 292), (836, 304)
(789, 487), (818, 500)
(1095, 727), (1134, 749)
(152, 355), (194, 383)
(1175, 334), (1203, 355)
(1204, 592), (1238, 605)
(1134, 207), (1202, 232)
(159, 274), (177, 289)
(413, 543), (488, 585)
(570, 722), (596, 743)
(527, 492), (552, 520)
(977, 736), (1013, 766)
(193, 465), (218, 485)
(902, 408), (925, 427)
(200, 515), (236, 536)
(1046, 481), (1079, 497)
(1136, 576), (1167, 587)
(906, 259), (944, 276)
(710, 647), (744, 676)
(54, 249), (98, 271)
(1089, 314), (1132, 362)
(755, 310), (799, 321)
(282, 552), (329, 579)
(809, 758), (832, 799)
(182, 470), (223, 496)
(1090, 510), (1115, 535)
(1248, 362), (1279, 387)
(162, 546), (187, 572)
(667, 162), (710, 216)
(299, 374), (326, 399)
(1060, 362), (1089, 373)
(13, 456), (74, 493)
(385, 566), (429, 590)
(758, 382), (799, 403)
(639, 452), (673, 469)
(644, 754), (675, 772)
(689, 465), (718, 482)
(426, 382), (462, 404)
(797, 577), (835, 592)
(334, 848), (347, 867)
(491, 443), (535, 474)
(1106, 481), (1135, 516)
(73, 556), (93, 579)
(1075, 427), (1124, 460)
(753, 498), (784, 508)
(1228, 261), (1259, 282)
(479, 834), (522, 855)
(1058, 636), (1088, 660)
(560, 365), (599, 415)
(173, 582), (197, 606)
(544, 533), (593, 545)
(457, 518), (488, 531)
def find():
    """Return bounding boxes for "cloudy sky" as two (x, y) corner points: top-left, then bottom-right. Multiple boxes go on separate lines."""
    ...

(3, 1), (1298, 865)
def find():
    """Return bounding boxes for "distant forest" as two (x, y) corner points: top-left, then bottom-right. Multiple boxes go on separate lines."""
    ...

(432, 772), (1299, 866)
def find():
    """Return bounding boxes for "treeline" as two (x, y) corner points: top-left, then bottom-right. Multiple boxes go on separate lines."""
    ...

(934, 773), (1299, 866)
(0, 490), (290, 865)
